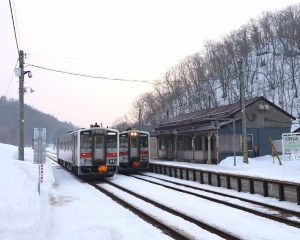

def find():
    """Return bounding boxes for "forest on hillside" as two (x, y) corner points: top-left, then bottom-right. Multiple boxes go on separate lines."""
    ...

(115, 4), (300, 130)
(0, 96), (76, 146)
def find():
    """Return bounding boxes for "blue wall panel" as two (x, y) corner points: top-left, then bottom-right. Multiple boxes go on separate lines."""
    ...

(219, 123), (290, 160)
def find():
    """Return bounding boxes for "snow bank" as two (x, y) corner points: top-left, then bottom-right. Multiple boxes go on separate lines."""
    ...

(219, 155), (300, 183)
(0, 144), (54, 240)
(0, 144), (171, 240)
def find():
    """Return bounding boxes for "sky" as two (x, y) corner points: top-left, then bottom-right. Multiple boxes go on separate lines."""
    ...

(2, 143), (300, 240)
(1, 0), (300, 128)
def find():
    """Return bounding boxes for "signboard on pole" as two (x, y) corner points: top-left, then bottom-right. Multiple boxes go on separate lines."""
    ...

(282, 133), (300, 159)
(33, 128), (46, 195)
(33, 128), (46, 164)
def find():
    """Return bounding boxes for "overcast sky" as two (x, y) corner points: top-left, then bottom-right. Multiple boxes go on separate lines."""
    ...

(1, 0), (299, 128)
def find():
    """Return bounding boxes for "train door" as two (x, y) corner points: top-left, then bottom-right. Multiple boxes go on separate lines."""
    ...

(130, 135), (139, 160)
(140, 133), (149, 161)
(72, 134), (76, 165)
(93, 135), (105, 164)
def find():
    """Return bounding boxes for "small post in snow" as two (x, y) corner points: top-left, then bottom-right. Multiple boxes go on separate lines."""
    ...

(33, 128), (46, 195)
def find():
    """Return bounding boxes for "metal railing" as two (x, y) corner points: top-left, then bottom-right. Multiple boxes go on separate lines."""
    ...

(149, 163), (300, 205)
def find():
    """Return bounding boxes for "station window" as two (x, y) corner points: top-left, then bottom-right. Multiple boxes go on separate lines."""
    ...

(194, 136), (202, 150)
(177, 136), (184, 150)
(183, 136), (192, 150)
(247, 134), (253, 150)
(159, 139), (165, 150)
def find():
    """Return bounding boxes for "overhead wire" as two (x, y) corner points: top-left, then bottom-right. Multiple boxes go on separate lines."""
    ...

(165, 84), (223, 112)
(26, 58), (299, 114)
(28, 60), (223, 116)
(246, 74), (300, 96)
(5, 59), (19, 97)
(162, 72), (300, 119)
(8, 0), (20, 55)
(28, 63), (156, 85)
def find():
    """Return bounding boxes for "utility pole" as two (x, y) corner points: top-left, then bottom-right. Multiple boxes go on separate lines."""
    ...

(138, 108), (141, 130)
(238, 59), (248, 164)
(18, 50), (25, 160)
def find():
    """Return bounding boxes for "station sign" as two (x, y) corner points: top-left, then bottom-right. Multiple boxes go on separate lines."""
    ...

(282, 133), (300, 159)
(33, 128), (46, 164)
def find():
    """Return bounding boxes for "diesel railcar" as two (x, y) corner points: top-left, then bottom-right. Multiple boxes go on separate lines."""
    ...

(119, 129), (150, 172)
(57, 125), (119, 177)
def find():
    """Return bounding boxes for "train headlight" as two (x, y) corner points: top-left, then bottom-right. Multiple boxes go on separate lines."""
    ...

(130, 131), (138, 137)
(109, 159), (116, 164)
(98, 166), (108, 172)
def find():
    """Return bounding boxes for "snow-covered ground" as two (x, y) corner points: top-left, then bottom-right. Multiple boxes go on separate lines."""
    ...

(0, 144), (170, 240)
(1, 143), (300, 240)
(107, 175), (300, 240)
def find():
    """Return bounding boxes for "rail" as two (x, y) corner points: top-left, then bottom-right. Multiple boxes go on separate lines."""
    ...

(100, 179), (241, 240)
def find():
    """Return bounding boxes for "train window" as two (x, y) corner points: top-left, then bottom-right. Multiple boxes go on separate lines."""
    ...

(107, 132), (117, 135)
(95, 136), (104, 148)
(80, 135), (92, 149)
(140, 135), (148, 147)
(106, 135), (117, 149)
(130, 137), (137, 148)
(120, 134), (128, 148)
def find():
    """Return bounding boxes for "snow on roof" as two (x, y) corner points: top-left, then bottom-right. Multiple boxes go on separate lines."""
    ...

(157, 96), (295, 129)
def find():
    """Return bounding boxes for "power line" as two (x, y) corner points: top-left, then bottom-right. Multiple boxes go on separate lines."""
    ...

(28, 64), (155, 85)
(246, 74), (300, 96)
(167, 74), (300, 117)
(166, 84), (223, 112)
(8, 0), (20, 54)
(5, 59), (18, 97)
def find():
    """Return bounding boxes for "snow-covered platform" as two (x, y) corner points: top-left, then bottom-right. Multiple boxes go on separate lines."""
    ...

(150, 156), (300, 204)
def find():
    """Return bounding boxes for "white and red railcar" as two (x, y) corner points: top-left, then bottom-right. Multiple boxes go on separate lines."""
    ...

(119, 129), (150, 172)
(57, 125), (119, 177)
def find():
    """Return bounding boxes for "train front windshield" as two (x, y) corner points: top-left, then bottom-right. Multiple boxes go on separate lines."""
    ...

(80, 131), (92, 150)
(93, 135), (105, 161)
(140, 134), (149, 148)
(120, 133), (128, 148)
(106, 132), (118, 149)
(130, 134), (138, 158)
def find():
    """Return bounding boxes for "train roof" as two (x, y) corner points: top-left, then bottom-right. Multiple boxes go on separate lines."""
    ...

(79, 127), (119, 133)
(120, 129), (150, 135)
(59, 127), (119, 137)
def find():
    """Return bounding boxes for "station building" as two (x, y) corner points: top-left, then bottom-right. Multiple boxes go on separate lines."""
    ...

(152, 96), (295, 164)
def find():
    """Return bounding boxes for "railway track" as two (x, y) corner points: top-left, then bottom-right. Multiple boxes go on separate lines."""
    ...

(46, 155), (238, 239)
(132, 173), (300, 229)
(46, 155), (202, 239)
(89, 180), (194, 240)
(91, 179), (240, 240)
(46, 155), (300, 239)
(46, 151), (57, 159)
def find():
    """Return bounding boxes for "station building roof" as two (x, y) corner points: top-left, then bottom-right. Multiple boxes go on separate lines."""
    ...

(155, 96), (295, 132)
